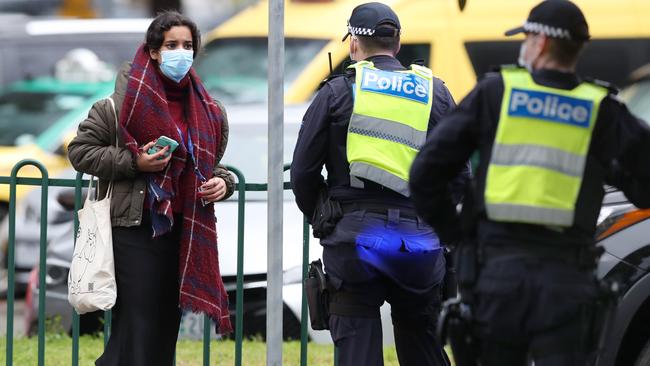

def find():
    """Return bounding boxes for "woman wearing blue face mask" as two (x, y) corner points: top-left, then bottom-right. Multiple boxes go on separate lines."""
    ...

(68, 11), (234, 366)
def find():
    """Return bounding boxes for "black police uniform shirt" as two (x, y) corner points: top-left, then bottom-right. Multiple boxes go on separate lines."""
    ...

(291, 55), (468, 220)
(410, 66), (650, 248)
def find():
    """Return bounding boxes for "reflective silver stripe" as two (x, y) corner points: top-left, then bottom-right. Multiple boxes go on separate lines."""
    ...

(350, 162), (410, 197)
(486, 203), (574, 226)
(491, 144), (585, 177)
(349, 114), (426, 150)
(350, 175), (365, 189)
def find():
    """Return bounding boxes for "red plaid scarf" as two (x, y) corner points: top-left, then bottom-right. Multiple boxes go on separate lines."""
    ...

(119, 45), (232, 333)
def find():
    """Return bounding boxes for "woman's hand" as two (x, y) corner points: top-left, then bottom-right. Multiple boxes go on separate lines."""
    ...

(136, 141), (172, 172)
(199, 177), (227, 203)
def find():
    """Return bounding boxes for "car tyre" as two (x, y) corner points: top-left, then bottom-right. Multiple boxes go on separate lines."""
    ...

(634, 337), (650, 366)
(283, 304), (302, 341)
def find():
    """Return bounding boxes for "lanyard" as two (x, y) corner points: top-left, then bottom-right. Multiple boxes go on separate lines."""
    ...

(176, 126), (208, 183)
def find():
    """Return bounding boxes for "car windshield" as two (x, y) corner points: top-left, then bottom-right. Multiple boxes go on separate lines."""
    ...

(194, 37), (328, 105)
(0, 90), (88, 146)
(221, 122), (300, 200)
(621, 79), (650, 123)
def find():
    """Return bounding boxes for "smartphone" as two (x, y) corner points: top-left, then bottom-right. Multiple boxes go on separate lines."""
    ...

(148, 135), (179, 158)
(197, 185), (209, 207)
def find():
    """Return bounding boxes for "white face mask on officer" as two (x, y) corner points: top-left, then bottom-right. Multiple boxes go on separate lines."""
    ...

(518, 43), (532, 72)
(518, 33), (543, 72)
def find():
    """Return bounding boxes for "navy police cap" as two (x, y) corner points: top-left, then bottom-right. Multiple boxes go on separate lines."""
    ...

(505, 0), (590, 41)
(342, 2), (401, 42)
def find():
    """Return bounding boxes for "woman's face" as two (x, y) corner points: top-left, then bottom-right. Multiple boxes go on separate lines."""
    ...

(149, 25), (194, 62)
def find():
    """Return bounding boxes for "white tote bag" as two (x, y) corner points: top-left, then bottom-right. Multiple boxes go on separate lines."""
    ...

(68, 98), (119, 314)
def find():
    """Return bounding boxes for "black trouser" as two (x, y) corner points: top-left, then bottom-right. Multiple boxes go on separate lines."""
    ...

(321, 209), (448, 366)
(96, 214), (182, 366)
(473, 251), (599, 366)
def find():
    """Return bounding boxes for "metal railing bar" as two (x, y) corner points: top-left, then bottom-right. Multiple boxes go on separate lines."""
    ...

(0, 161), (331, 366)
(0, 177), (91, 187)
(71, 172), (84, 366)
(300, 216), (309, 366)
(5, 160), (49, 366)
(225, 164), (246, 366)
(203, 314), (211, 365)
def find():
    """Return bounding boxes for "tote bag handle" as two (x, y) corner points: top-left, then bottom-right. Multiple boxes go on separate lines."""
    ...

(84, 97), (119, 202)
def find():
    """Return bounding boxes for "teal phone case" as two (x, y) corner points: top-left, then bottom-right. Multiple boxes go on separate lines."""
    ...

(148, 135), (179, 157)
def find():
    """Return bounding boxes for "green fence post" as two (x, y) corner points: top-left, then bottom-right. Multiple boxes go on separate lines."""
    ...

(6, 160), (49, 366)
(226, 165), (246, 366)
(334, 346), (340, 366)
(300, 216), (310, 366)
(104, 310), (112, 347)
(35, 164), (49, 366)
(203, 314), (210, 366)
(71, 172), (84, 366)
(5, 170), (17, 365)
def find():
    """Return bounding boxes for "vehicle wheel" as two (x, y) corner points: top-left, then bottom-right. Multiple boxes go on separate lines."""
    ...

(635, 338), (650, 366)
(282, 305), (302, 341)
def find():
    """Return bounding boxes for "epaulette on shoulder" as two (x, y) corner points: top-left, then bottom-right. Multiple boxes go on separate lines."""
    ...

(317, 71), (353, 91)
(584, 76), (620, 96)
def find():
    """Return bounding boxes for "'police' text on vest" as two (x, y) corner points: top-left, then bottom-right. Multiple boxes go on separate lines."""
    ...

(361, 69), (430, 104)
(508, 88), (594, 128)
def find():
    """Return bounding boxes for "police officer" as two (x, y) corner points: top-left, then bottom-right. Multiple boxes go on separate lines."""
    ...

(409, 1), (650, 365)
(291, 2), (469, 365)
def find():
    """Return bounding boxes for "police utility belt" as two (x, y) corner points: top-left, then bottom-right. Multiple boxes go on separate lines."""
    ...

(340, 202), (420, 220)
(482, 243), (603, 269)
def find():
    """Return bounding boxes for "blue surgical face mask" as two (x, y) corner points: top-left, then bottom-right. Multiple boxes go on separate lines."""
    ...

(159, 49), (194, 83)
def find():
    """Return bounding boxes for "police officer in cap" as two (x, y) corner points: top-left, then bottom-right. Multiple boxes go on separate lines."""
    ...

(291, 2), (469, 365)
(409, 0), (650, 365)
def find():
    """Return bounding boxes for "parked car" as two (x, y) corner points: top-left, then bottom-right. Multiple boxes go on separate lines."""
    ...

(0, 17), (149, 86)
(596, 191), (650, 366)
(0, 51), (116, 220)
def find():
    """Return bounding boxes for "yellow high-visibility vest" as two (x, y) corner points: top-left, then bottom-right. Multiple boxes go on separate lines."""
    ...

(347, 61), (433, 197)
(485, 66), (608, 227)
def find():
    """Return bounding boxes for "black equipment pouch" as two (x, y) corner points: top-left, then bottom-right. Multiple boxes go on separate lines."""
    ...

(442, 247), (458, 301)
(304, 259), (331, 330)
(437, 298), (478, 366)
(311, 188), (343, 239)
(455, 240), (479, 304)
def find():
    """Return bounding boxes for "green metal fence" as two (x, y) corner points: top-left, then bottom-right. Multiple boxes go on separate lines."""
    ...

(1, 159), (338, 366)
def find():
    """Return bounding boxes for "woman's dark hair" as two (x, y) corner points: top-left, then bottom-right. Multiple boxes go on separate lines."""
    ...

(145, 11), (201, 58)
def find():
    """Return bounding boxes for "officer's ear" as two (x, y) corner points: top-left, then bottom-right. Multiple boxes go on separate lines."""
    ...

(349, 36), (360, 61)
(534, 34), (550, 58)
(393, 43), (401, 57)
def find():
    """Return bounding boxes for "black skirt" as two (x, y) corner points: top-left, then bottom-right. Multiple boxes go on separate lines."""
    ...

(96, 213), (183, 366)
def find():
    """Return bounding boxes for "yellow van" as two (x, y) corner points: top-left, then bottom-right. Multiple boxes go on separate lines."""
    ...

(196, 0), (650, 104)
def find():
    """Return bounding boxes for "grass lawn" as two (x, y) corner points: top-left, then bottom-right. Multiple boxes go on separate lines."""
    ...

(0, 336), (405, 366)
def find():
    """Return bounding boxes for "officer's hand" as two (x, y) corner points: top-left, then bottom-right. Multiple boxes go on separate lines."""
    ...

(136, 141), (172, 172)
